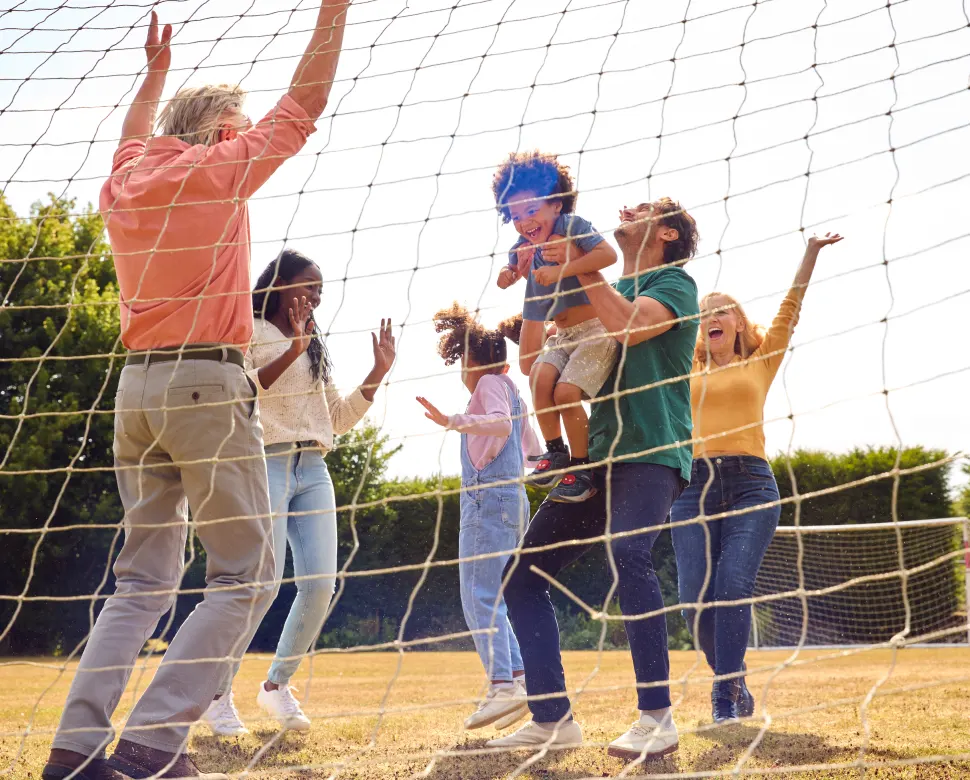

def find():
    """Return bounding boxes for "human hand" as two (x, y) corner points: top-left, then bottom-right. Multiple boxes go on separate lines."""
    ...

(416, 396), (449, 428)
(497, 267), (519, 289)
(807, 232), (843, 252)
(533, 264), (563, 287)
(542, 234), (582, 266)
(145, 11), (173, 74)
(286, 296), (316, 355)
(371, 318), (396, 377)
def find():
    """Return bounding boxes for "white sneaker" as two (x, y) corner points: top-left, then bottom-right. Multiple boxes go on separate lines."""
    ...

(607, 711), (678, 761)
(202, 692), (249, 737)
(464, 682), (529, 730)
(491, 679), (529, 730)
(256, 682), (312, 732)
(486, 718), (583, 749)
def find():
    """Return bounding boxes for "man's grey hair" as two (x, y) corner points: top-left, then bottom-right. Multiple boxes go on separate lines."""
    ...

(156, 84), (246, 147)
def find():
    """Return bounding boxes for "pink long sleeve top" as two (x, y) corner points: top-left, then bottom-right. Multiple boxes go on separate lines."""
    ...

(447, 374), (542, 471)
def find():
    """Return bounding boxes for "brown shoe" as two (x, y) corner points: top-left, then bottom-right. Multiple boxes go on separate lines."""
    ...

(106, 739), (228, 780)
(42, 750), (124, 780)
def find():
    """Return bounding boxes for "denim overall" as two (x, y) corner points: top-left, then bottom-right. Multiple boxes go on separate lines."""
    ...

(459, 384), (529, 681)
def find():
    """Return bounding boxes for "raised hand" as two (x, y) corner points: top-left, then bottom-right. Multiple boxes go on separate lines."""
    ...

(145, 11), (173, 73)
(542, 234), (579, 266)
(416, 396), (449, 428)
(286, 296), (316, 355)
(807, 232), (844, 251)
(371, 318), (396, 378)
(497, 267), (519, 289)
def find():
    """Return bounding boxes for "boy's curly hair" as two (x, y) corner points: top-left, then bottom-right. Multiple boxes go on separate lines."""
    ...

(492, 150), (576, 223)
(434, 302), (522, 369)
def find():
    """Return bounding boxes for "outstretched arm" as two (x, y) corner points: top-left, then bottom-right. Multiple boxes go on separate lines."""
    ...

(288, 1), (351, 119)
(121, 12), (172, 142)
(792, 232), (843, 297)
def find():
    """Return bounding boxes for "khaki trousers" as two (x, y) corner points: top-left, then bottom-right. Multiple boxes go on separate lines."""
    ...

(52, 358), (275, 755)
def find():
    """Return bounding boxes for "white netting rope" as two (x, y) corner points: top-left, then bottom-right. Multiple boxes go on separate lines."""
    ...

(1, 0), (968, 778)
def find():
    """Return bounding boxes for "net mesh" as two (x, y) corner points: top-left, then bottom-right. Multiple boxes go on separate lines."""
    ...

(1, 0), (969, 777)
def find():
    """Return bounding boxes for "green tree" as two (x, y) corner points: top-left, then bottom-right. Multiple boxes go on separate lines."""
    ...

(0, 193), (123, 655)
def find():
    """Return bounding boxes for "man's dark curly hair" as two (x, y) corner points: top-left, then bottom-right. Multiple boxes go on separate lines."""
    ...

(434, 302), (522, 369)
(492, 150), (576, 223)
(654, 197), (700, 265)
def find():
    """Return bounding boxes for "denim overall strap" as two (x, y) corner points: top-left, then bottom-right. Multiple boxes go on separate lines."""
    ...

(460, 381), (525, 485)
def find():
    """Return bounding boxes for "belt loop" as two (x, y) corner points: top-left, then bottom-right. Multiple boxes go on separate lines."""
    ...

(144, 350), (151, 372)
(220, 346), (228, 364)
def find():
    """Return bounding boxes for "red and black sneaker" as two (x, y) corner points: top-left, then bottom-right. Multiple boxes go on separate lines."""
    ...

(548, 468), (597, 503)
(526, 449), (570, 488)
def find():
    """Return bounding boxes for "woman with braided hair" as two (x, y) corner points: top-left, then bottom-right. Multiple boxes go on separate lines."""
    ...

(417, 303), (542, 732)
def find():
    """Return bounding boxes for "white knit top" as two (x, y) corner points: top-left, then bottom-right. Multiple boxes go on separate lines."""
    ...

(245, 318), (372, 451)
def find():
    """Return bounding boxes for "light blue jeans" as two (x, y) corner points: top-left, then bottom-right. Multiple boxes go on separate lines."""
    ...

(217, 442), (337, 693)
(264, 443), (338, 684)
(459, 484), (526, 682)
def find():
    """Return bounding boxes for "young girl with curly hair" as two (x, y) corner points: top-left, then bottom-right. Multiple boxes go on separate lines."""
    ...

(417, 304), (541, 732)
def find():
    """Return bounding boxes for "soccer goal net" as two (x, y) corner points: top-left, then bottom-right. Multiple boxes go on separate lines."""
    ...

(1, 0), (968, 777)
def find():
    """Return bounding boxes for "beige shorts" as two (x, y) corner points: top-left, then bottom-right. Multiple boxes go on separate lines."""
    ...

(534, 318), (619, 399)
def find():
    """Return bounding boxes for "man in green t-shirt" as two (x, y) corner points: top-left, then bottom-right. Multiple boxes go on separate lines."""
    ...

(490, 198), (700, 761)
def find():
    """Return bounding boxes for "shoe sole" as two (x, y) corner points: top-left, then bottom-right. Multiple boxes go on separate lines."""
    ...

(205, 723), (249, 737)
(547, 487), (598, 504)
(491, 702), (530, 731)
(465, 701), (529, 731)
(106, 754), (230, 780)
(607, 741), (679, 762)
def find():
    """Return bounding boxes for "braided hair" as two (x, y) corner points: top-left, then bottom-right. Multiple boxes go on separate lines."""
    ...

(252, 249), (332, 384)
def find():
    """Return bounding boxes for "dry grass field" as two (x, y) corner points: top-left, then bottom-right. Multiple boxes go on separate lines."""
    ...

(2, 648), (968, 779)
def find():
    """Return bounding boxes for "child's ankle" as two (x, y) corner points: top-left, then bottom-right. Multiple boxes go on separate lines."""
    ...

(569, 455), (590, 467)
(545, 437), (568, 454)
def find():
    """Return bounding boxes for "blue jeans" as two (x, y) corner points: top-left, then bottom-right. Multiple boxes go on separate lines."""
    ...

(216, 442), (337, 693)
(264, 443), (338, 684)
(670, 456), (780, 676)
(504, 464), (682, 721)
(459, 484), (526, 681)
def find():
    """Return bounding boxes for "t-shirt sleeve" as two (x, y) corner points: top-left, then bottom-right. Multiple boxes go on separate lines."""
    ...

(557, 213), (604, 255)
(637, 268), (699, 330)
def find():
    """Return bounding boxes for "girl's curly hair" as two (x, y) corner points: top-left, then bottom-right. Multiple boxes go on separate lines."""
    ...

(434, 302), (522, 369)
(492, 150), (576, 223)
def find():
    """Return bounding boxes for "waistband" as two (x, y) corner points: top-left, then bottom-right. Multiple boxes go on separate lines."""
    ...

(125, 344), (244, 370)
(691, 455), (772, 473)
(557, 317), (604, 336)
(265, 440), (324, 454)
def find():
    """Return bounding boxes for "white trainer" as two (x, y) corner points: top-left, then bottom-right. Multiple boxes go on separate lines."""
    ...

(607, 711), (679, 761)
(485, 718), (583, 749)
(256, 683), (312, 732)
(465, 682), (528, 730)
(202, 692), (249, 737)
(491, 679), (529, 730)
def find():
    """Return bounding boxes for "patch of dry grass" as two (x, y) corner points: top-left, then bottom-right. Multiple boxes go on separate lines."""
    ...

(2, 648), (969, 778)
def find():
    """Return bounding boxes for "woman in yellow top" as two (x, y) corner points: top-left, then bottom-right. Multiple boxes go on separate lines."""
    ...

(670, 232), (842, 723)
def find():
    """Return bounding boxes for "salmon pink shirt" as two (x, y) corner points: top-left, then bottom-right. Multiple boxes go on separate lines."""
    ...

(100, 95), (316, 351)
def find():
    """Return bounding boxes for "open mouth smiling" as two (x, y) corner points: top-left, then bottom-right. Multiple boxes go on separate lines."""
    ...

(708, 327), (724, 341)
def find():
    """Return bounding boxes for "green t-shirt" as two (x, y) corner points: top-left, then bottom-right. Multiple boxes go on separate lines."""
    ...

(589, 265), (699, 481)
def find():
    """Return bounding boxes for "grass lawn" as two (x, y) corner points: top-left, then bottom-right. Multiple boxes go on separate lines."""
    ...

(2, 648), (968, 778)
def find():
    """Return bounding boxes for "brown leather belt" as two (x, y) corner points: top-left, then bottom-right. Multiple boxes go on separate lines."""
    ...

(125, 345), (245, 369)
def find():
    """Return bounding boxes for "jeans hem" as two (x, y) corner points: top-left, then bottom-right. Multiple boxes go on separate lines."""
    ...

(637, 692), (672, 711)
(266, 667), (295, 686)
(528, 700), (571, 723)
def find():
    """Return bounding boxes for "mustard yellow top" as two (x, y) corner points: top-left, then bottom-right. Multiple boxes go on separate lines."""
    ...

(691, 289), (804, 460)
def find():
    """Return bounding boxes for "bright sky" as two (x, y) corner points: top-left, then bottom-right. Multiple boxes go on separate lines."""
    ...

(2, 0), (968, 491)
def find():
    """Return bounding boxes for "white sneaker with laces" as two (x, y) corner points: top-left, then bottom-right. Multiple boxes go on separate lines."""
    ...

(491, 678), (529, 730)
(256, 682), (312, 731)
(607, 711), (678, 761)
(202, 692), (249, 737)
(485, 718), (583, 749)
(464, 683), (527, 730)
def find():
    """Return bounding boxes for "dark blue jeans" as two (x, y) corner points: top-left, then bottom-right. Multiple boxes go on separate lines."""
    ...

(670, 456), (780, 676)
(503, 463), (683, 722)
